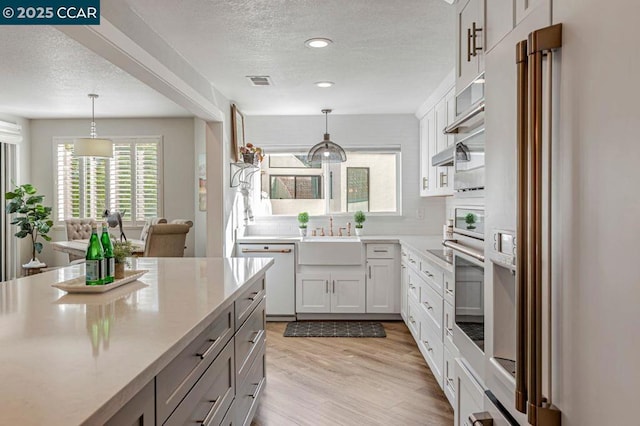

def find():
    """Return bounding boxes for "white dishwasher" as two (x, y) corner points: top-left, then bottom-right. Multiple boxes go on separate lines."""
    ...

(237, 243), (295, 319)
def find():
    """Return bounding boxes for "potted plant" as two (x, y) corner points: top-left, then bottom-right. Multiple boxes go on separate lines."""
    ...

(112, 240), (134, 279)
(465, 212), (477, 230)
(297, 212), (309, 237)
(239, 143), (264, 165)
(5, 183), (53, 268)
(354, 211), (366, 236)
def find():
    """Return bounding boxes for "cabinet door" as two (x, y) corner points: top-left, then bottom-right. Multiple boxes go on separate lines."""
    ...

(457, 0), (483, 90)
(296, 273), (331, 313)
(330, 273), (366, 313)
(400, 261), (409, 321)
(419, 114), (431, 196)
(515, 0), (546, 25)
(366, 258), (398, 313)
(435, 98), (448, 154)
(105, 380), (155, 426)
(485, 0), (514, 53)
(427, 110), (438, 195)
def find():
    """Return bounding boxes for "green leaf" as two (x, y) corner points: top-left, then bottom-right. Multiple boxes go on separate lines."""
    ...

(15, 230), (28, 238)
(23, 184), (36, 194)
(34, 242), (43, 253)
(4, 192), (16, 199)
(41, 235), (52, 242)
(26, 195), (44, 205)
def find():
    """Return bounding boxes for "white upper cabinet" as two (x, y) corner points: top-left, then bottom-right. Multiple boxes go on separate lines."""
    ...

(484, 0), (515, 53)
(419, 112), (432, 196)
(456, 0), (484, 90)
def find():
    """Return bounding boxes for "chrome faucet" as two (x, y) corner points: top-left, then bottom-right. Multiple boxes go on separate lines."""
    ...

(338, 227), (346, 237)
(329, 216), (334, 236)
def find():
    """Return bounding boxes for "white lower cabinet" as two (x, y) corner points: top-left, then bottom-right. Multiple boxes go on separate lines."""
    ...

(417, 310), (444, 388)
(400, 261), (408, 321)
(296, 273), (365, 313)
(366, 258), (398, 313)
(444, 345), (458, 407)
(455, 358), (485, 426)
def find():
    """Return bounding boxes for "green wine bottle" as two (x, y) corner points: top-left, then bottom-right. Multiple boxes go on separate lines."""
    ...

(100, 223), (115, 284)
(86, 223), (105, 285)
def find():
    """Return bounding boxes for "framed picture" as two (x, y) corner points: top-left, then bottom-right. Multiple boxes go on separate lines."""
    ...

(231, 104), (245, 162)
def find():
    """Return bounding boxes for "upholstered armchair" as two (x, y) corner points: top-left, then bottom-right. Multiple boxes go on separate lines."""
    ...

(64, 218), (97, 261)
(139, 217), (167, 242)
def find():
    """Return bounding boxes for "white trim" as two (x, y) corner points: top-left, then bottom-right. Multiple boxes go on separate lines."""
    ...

(0, 120), (23, 144)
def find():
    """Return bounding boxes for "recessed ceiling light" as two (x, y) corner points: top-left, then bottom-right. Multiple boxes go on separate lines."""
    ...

(315, 81), (334, 88)
(305, 38), (333, 48)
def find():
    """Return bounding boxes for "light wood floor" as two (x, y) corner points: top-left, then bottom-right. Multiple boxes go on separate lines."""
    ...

(252, 321), (454, 426)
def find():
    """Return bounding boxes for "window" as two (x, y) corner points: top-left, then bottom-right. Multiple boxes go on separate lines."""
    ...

(270, 176), (322, 199)
(259, 149), (399, 216)
(55, 136), (163, 225)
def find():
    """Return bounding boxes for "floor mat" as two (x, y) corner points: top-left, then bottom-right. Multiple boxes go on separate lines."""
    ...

(283, 321), (386, 338)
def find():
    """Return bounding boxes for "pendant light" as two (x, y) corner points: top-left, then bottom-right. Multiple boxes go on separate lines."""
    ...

(74, 94), (113, 158)
(307, 109), (347, 163)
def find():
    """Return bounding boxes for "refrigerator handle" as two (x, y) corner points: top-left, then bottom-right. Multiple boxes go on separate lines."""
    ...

(515, 38), (529, 416)
(525, 23), (563, 426)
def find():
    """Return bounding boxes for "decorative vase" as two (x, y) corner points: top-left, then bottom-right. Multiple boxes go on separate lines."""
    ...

(114, 262), (125, 280)
(299, 227), (307, 237)
(355, 227), (363, 236)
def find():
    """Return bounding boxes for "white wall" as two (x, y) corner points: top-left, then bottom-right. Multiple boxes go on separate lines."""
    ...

(244, 114), (445, 235)
(29, 117), (195, 266)
(0, 112), (32, 268)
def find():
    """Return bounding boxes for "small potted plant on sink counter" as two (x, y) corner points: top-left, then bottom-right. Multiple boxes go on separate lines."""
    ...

(354, 211), (366, 236)
(112, 240), (134, 279)
(297, 212), (309, 237)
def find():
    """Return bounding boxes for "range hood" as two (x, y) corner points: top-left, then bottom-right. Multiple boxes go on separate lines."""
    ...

(432, 145), (455, 167)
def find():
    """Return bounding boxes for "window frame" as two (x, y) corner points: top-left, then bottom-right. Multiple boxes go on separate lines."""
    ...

(53, 135), (164, 227)
(257, 147), (402, 217)
(269, 174), (323, 200)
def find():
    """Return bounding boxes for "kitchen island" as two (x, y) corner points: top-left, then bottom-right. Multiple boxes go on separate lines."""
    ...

(0, 256), (272, 425)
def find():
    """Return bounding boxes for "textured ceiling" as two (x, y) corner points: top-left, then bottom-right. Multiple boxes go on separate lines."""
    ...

(127, 0), (455, 115)
(0, 26), (190, 119)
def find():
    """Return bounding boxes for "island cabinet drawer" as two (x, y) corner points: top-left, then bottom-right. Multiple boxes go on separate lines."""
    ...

(366, 243), (396, 259)
(156, 304), (234, 423)
(419, 279), (443, 336)
(420, 258), (444, 296)
(443, 271), (454, 306)
(163, 338), (235, 426)
(406, 298), (421, 339)
(444, 301), (456, 351)
(235, 278), (265, 330)
(235, 299), (266, 385)
(236, 343), (266, 426)
(407, 269), (422, 305)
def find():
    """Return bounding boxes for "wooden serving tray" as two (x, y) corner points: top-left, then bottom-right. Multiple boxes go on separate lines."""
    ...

(52, 270), (148, 293)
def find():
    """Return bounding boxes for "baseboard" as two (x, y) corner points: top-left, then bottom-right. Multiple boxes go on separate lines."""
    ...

(266, 315), (296, 322)
(295, 313), (402, 321)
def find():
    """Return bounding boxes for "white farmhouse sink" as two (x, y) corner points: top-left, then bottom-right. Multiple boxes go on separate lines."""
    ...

(298, 239), (363, 265)
(301, 236), (360, 242)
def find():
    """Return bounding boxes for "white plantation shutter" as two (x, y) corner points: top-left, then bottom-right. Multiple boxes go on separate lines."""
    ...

(55, 137), (162, 225)
(134, 141), (160, 222)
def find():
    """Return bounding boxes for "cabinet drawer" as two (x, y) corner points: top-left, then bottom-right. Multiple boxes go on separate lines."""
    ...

(164, 339), (235, 426)
(419, 279), (443, 336)
(418, 313), (444, 388)
(444, 345), (456, 407)
(406, 250), (420, 272)
(220, 400), (236, 426)
(366, 243), (396, 259)
(443, 271), (454, 306)
(444, 301), (456, 351)
(407, 298), (421, 339)
(156, 304), (234, 423)
(235, 278), (265, 330)
(420, 258), (444, 295)
(235, 298), (266, 387)
(236, 343), (266, 426)
(407, 269), (421, 305)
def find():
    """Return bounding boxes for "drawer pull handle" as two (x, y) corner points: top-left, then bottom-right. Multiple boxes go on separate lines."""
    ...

(445, 288), (454, 295)
(423, 270), (433, 278)
(409, 284), (415, 290)
(446, 328), (453, 338)
(373, 249), (388, 253)
(423, 340), (432, 351)
(326, 280), (329, 293)
(248, 291), (261, 301)
(423, 301), (433, 310)
(249, 379), (265, 399)
(196, 338), (219, 360)
(198, 398), (219, 425)
(409, 316), (416, 324)
(410, 259), (416, 264)
(249, 330), (264, 344)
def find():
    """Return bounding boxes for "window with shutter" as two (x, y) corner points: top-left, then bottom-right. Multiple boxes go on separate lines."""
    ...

(54, 136), (163, 226)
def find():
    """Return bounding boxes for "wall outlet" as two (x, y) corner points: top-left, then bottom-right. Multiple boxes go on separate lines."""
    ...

(416, 208), (425, 220)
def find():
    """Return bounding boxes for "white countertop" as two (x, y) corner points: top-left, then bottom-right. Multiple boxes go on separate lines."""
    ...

(0, 257), (273, 426)
(237, 234), (452, 271)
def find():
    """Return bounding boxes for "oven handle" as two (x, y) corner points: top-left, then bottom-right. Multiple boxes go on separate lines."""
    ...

(444, 101), (485, 134)
(443, 240), (484, 263)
